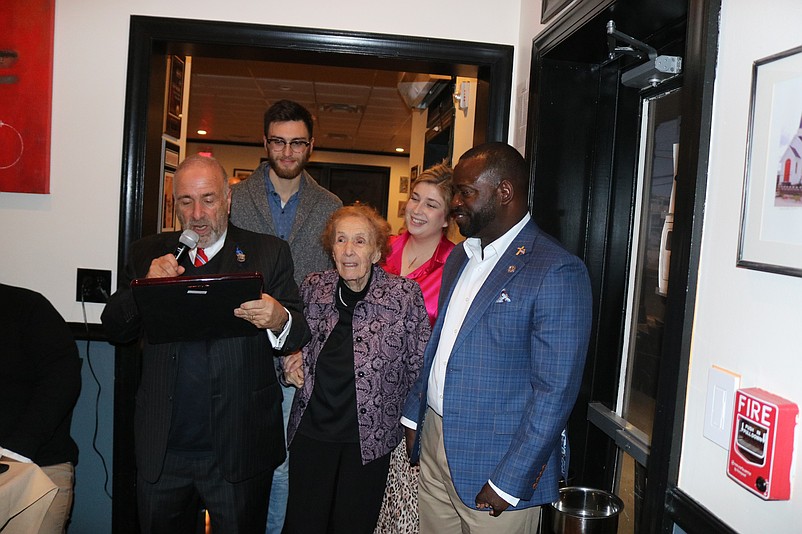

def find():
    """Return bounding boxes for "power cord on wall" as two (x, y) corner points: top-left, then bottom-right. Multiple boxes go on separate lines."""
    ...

(79, 285), (113, 500)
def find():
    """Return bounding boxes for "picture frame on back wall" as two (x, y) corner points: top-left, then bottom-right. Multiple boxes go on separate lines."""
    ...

(164, 55), (185, 139)
(737, 45), (802, 278)
(399, 175), (409, 194)
(159, 139), (180, 232)
(233, 168), (253, 180)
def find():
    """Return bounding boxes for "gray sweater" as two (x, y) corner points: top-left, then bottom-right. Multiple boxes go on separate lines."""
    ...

(230, 163), (342, 285)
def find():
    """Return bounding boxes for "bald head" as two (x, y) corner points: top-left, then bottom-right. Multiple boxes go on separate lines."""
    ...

(451, 142), (530, 247)
(457, 142), (529, 194)
(175, 154), (229, 187)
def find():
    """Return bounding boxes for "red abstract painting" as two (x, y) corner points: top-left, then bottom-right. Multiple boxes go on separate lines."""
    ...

(0, 0), (55, 194)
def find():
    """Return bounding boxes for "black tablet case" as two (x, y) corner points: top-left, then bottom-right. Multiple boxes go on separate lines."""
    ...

(131, 272), (263, 343)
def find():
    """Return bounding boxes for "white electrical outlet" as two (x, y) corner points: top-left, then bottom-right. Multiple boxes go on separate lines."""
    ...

(703, 366), (741, 449)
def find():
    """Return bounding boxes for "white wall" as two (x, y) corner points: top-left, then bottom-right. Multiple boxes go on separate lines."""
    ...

(0, 0), (523, 323)
(512, 0), (549, 153)
(678, 0), (802, 531)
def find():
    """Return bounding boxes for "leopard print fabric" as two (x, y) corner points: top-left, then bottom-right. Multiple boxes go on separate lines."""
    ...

(374, 442), (420, 533)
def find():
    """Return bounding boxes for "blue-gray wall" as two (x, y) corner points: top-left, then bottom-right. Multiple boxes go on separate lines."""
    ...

(70, 340), (115, 532)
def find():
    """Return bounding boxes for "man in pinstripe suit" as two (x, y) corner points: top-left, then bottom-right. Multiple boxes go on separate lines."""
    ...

(102, 155), (310, 533)
(402, 142), (592, 533)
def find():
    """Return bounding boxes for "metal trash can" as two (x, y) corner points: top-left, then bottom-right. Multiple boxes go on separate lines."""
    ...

(542, 486), (624, 534)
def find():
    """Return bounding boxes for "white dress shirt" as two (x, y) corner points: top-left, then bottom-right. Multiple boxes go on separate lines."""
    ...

(427, 213), (530, 416)
(405, 213), (530, 506)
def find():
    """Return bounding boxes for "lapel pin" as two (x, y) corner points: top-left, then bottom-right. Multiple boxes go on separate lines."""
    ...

(516, 246), (526, 256)
(235, 246), (246, 263)
(508, 265), (516, 273)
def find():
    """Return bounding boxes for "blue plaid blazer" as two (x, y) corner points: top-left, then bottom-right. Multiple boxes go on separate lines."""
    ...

(403, 219), (592, 510)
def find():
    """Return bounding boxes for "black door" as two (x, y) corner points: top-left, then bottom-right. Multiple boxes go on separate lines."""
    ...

(525, 1), (718, 531)
(306, 162), (391, 217)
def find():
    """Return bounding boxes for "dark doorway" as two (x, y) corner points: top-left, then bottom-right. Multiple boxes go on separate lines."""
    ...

(306, 162), (391, 217)
(525, 0), (718, 532)
(114, 16), (512, 532)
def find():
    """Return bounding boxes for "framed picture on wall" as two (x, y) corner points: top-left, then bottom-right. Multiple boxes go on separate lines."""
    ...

(233, 168), (253, 180)
(410, 165), (419, 181)
(159, 139), (180, 232)
(0, 0), (55, 194)
(399, 176), (409, 194)
(164, 55), (185, 139)
(161, 171), (175, 231)
(737, 45), (802, 278)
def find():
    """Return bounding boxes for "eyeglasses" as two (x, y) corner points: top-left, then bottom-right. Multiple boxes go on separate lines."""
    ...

(266, 137), (311, 153)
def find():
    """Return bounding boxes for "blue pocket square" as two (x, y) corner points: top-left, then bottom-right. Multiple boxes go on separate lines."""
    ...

(495, 289), (511, 303)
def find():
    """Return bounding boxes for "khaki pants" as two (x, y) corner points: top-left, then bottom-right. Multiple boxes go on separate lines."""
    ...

(418, 409), (540, 534)
(40, 462), (75, 534)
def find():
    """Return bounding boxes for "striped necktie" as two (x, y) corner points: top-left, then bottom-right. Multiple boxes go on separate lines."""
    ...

(194, 248), (208, 267)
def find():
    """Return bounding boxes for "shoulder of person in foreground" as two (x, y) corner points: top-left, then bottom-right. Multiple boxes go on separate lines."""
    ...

(0, 284), (81, 462)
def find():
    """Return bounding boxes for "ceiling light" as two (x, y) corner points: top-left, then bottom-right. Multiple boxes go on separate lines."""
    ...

(395, 147), (405, 153)
(197, 129), (207, 135)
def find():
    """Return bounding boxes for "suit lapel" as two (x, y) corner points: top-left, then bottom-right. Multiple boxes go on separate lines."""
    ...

(216, 226), (256, 273)
(450, 221), (538, 355)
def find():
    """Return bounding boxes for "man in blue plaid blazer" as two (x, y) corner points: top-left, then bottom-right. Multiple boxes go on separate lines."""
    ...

(402, 142), (592, 533)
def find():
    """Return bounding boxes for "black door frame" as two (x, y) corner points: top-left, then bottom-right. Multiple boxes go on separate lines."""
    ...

(524, 0), (721, 532)
(113, 15), (512, 532)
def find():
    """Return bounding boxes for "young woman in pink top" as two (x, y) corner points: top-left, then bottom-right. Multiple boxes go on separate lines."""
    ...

(382, 161), (456, 326)
(376, 161), (456, 533)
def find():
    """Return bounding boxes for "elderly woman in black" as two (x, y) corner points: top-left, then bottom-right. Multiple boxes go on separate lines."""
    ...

(281, 204), (431, 534)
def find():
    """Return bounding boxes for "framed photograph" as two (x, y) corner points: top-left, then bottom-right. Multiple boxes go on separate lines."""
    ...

(164, 55), (185, 138)
(233, 168), (253, 180)
(541, 0), (574, 23)
(410, 165), (419, 181)
(159, 139), (180, 232)
(399, 176), (409, 194)
(397, 200), (407, 218)
(161, 170), (175, 232)
(164, 144), (179, 170)
(737, 45), (802, 277)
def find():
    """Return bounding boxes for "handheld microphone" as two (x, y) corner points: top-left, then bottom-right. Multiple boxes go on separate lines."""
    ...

(173, 229), (199, 261)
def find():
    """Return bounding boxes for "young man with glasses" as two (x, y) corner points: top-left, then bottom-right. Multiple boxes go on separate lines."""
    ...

(230, 99), (342, 534)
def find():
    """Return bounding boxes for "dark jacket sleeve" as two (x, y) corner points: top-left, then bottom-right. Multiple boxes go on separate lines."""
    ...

(100, 240), (148, 344)
(262, 238), (310, 354)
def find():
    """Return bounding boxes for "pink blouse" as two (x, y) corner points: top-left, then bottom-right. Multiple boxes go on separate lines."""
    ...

(382, 231), (455, 326)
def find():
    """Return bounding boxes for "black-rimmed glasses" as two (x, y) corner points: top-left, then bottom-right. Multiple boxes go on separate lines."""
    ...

(266, 137), (311, 153)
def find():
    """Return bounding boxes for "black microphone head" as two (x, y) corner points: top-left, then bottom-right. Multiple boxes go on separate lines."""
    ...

(179, 229), (199, 249)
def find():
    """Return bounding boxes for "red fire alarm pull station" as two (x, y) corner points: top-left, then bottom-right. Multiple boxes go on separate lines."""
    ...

(727, 388), (798, 500)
